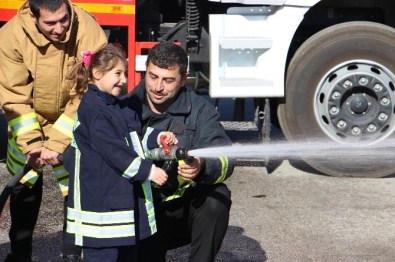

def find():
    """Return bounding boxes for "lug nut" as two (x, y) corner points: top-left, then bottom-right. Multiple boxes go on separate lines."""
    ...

(359, 77), (368, 85)
(381, 97), (390, 106)
(374, 84), (383, 92)
(337, 120), (347, 129)
(343, 80), (353, 88)
(378, 113), (388, 121)
(351, 127), (361, 135)
(330, 106), (339, 115)
(332, 91), (341, 99)
(367, 124), (377, 132)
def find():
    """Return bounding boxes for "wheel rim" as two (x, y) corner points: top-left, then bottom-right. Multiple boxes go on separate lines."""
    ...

(315, 60), (395, 144)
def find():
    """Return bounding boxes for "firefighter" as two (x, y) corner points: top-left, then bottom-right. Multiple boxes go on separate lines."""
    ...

(123, 41), (235, 262)
(0, 0), (107, 261)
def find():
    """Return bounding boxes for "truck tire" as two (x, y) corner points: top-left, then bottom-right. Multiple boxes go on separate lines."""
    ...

(278, 21), (395, 178)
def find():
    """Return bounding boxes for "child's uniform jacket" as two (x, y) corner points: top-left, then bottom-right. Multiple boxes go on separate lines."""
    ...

(64, 84), (160, 248)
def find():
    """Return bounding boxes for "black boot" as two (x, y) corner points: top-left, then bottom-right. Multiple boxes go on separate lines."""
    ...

(4, 253), (32, 262)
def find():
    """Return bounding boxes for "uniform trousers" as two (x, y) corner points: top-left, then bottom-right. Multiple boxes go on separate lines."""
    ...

(83, 246), (136, 262)
(137, 183), (232, 262)
(7, 174), (81, 260)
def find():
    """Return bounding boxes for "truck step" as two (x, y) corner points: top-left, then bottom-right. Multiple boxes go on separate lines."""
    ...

(221, 121), (258, 132)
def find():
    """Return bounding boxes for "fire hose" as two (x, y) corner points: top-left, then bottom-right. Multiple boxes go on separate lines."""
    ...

(0, 155), (63, 216)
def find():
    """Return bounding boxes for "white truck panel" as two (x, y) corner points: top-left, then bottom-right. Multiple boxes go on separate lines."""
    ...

(209, 5), (309, 98)
(208, 0), (319, 6)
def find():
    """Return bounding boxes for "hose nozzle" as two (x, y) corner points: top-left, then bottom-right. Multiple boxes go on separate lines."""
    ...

(145, 146), (192, 163)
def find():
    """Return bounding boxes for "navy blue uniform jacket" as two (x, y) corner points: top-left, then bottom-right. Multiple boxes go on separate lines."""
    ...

(65, 84), (160, 247)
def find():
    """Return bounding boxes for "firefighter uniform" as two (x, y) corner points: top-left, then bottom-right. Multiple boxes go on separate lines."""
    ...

(0, 1), (107, 259)
(126, 81), (235, 262)
(64, 84), (160, 258)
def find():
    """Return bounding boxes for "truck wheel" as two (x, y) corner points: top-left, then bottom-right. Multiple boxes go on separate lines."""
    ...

(278, 21), (395, 178)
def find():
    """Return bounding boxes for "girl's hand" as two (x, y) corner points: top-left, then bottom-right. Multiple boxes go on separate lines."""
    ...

(150, 167), (168, 186)
(158, 131), (178, 146)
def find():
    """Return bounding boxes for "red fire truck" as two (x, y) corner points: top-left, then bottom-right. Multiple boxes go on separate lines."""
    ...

(2, 0), (395, 178)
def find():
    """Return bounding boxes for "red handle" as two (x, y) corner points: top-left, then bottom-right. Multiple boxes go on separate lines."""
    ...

(160, 135), (171, 155)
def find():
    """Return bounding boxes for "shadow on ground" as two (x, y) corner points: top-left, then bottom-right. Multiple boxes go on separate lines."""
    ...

(167, 225), (267, 262)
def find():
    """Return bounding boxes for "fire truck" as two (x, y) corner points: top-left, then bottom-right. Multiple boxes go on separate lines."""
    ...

(2, 0), (395, 178)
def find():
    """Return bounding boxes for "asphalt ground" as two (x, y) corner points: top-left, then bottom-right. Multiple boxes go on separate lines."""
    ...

(1, 159), (395, 261)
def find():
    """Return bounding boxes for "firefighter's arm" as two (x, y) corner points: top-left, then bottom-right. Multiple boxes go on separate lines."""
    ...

(192, 104), (235, 185)
(43, 23), (107, 157)
(0, 39), (44, 154)
(43, 94), (80, 156)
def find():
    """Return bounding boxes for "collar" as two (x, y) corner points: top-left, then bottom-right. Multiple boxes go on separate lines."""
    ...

(88, 84), (116, 105)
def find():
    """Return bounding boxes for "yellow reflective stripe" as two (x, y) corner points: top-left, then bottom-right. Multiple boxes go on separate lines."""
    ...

(130, 131), (145, 158)
(58, 179), (69, 197)
(6, 137), (41, 187)
(68, 207), (135, 224)
(9, 112), (40, 136)
(122, 157), (142, 179)
(53, 165), (69, 180)
(67, 221), (135, 239)
(53, 114), (74, 138)
(141, 127), (154, 152)
(7, 137), (26, 164)
(75, 3), (135, 15)
(163, 182), (195, 202)
(122, 131), (145, 179)
(130, 131), (156, 234)
(53, 165), (70, 196)
(19, 169), (40, 187)
(215, 156), (229, 184)
(73, 147), (83, 245)
(141, 180), (156, 234)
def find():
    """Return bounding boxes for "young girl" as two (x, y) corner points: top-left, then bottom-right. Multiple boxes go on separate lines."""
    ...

(64, 44), (176, 261)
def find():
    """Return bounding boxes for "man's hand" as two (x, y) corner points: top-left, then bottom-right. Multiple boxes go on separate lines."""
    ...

(177, 157), (203, 181)
(40, 147), (60, 166)
(27, 147), (44, 169)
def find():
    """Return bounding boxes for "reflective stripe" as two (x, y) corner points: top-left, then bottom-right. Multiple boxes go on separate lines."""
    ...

(215, 156), (229, 184)
(76, 3), (135, 15)
(122, 131), (144, 179)
(0, 2), (135, 15)
(130, 131), (145, 158)
(9, 112), (40, 136)
(130, 130), (157, 234)
(67, 207), (135, 239)
(19, 169), (40, 187)
(53, 165), (70, 196)
(52, 114), (74, 138)
(67, 221), (135, 239)
(141, 127), (154, 152)
(7, 137), (26, 165)
(163, 182), (195, 202)
(68, 207), (135, 224)
(72, 145), (83, 245)
(141, 180), (156, 234)
(122, 158), (142, 179)
(6, 137), (40, 187)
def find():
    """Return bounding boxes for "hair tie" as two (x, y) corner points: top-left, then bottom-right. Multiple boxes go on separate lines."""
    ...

(81, 51), (94, 67)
